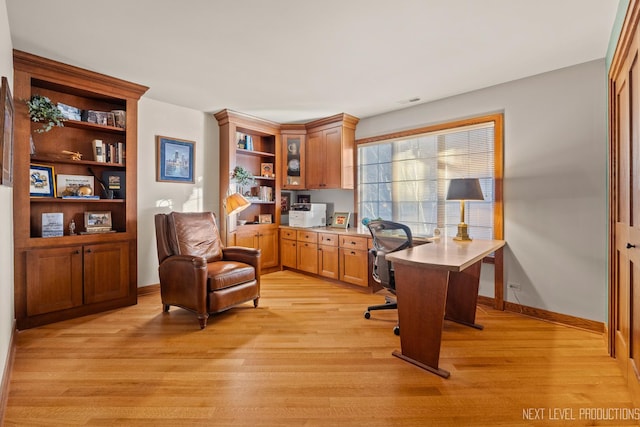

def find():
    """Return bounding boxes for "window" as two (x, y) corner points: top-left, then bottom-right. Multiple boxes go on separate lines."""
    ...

(357, 114), (503, 239)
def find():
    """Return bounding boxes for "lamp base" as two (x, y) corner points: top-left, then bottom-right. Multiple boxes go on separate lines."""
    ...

(453, 223), (472, 241)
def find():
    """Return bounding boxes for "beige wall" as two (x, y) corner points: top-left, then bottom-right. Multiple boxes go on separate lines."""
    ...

(136, 98), (219, 288)
(357, 60), (607, 322)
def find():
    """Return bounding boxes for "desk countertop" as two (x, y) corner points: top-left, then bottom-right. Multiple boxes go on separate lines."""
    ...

(386, 239), (505, 272)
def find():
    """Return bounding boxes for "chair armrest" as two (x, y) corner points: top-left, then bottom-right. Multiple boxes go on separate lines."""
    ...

(158, 255), (208, 313)
(223, 246), (260, 262)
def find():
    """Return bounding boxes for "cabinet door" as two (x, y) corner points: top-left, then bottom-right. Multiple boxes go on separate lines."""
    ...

(323, 127), (343, 189)
(26, 246), (83, 316)
(282, 134), (305, 189)
(306, 130), (324, 189)
(234, 228), (259, 249)
(297, 241), (318, 274)
(84, 242), (130, 304)
(339, 248), (369, 287)
(318, 244), (339, 279)
(258, 227), (279, 269)
(280, 237), (297, 268)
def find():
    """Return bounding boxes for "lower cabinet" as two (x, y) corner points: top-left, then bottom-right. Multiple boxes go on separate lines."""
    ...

(279, 228), (370, 288)
(339, 235), (369, 287)
(25, 241), (130, 317)
(234, 225), (279, 269)
(318, 232), (339, 279)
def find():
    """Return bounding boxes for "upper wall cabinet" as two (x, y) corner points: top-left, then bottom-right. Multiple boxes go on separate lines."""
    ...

(305, 113), (359, 190)
(281, 124), (306, 190)
(12, 50), (148, 329)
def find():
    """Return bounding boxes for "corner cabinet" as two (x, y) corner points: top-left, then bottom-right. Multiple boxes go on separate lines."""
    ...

(215, 109), (281, 272)
(13, 50), (148, 329)
(305, 113), (359, 190)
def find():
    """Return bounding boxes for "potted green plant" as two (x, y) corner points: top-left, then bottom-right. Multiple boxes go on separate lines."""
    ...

(27, 94), (65, 133)
(231, 166), (255, 188)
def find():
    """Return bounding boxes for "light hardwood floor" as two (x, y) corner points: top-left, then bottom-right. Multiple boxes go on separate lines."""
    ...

(3, 271), (636, 426)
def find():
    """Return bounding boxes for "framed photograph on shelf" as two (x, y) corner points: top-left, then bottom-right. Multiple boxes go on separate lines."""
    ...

(83, 211), (113, 233)
(260, 162), (274, 178)
(331, 212), (351, 229)
(280, 191), (291, 214)
(156, 135), (195, 183)
(29, 163), (55, 197)
(259, 214), (273, 224)
(56, 174), (94, 197)
(41, 212), (63, 238)
(0, 76), (14, 186)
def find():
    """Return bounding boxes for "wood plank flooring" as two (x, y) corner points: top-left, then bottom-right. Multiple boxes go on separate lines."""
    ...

(3, 270), (636, 426)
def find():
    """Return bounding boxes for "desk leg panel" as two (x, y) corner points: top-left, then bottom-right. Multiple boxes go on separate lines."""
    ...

(394, 265), (450, 372)
(445, 260), (482, 329)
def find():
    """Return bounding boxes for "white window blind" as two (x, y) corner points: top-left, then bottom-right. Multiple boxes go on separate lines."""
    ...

(358, 121), (496, 239)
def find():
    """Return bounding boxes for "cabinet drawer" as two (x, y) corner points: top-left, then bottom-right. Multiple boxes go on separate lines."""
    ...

(281, 229), (297, 240)
(339, 235), (367, 251)
(318, 232), (338, 247)
(297, 230), (318, 243)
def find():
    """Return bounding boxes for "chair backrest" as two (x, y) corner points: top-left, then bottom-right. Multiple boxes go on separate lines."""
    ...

(155, 212), (224, 263)
(367, 220), (413, 289)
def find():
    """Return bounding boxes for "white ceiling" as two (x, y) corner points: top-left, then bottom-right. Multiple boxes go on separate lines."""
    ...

(6, 0), (619, 123)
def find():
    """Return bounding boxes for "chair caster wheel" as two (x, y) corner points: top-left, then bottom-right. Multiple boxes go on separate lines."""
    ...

(364, 311), (371, 319)
(393, 326), (400, 336)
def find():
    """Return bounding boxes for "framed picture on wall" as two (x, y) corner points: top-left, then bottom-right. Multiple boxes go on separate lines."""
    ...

(297, 194), (310, 204)
(0, 76), (14, 186)
(156, 135), (195, 183)
(280, 191), (291, 214)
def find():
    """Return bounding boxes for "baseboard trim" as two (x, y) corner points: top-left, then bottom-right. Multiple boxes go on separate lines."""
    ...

(478, 296), (604, 333)
(138, 284), (160, 296)
(0, 320), (16, 424)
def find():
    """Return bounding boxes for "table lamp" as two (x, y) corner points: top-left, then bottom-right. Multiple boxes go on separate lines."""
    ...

(446, 178), (484, 241)
(225, 192), (251, 216)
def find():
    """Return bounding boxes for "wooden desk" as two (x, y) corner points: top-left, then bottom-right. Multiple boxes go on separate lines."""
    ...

(385, 239), (506, 378)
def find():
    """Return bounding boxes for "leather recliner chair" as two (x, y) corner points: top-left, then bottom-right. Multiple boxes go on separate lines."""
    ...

(154, 211), (261, 329)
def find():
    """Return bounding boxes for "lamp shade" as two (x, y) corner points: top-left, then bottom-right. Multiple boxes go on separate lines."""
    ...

(225, 192), (251, 216)
(446, 178), (484, 201)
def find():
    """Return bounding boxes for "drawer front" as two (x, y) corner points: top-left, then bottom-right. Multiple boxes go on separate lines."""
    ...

(318, 232), (338, 247)
(281, 229), (297, 240)
(339, 235), (368, 251)
(297, 230), (318, 243)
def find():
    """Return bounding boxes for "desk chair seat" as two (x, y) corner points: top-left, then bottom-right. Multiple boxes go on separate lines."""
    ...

(364, 220), (413, 335)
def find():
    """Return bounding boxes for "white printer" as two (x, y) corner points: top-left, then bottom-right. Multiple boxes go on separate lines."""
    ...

(289, 203), (326, 228)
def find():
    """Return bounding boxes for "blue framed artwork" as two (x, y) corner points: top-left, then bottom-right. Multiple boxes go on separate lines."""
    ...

(29, 163), (55, 197)
(156, 135), (195, 183)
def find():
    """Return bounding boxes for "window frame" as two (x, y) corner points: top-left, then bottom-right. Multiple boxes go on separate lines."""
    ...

(354, 113), (504, 244)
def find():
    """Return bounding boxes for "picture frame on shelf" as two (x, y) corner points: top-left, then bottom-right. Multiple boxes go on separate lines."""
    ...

(0, 76), (14, 186)
(260, 162), (274, 178)
(29, 163), (55, 197)
(156, 135), (195, 183)
(83, 211), (113, 233)
(280, 191), (291, 214)
(259, 214), (272, 224)
(331, 212), (351, 229)
(41, 212), (64, 238)
(56, 174), (95, 198)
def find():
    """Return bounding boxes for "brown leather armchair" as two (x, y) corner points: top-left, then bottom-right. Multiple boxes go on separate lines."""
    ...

(154, 211), (261, 329)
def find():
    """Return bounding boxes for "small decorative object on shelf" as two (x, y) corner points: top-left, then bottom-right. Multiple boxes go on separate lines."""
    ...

(56, 174), (94, 197)
(112, 110), (126, 128)
(92, 139), (104, 162)
(27, 95), (65, 133)
(69, 219), (76, 236)
(259, 214), (272, 224)
(61, 150), (82, 161)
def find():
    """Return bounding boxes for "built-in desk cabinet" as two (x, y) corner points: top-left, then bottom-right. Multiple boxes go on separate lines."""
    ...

(280, 228), (369, 288)
(232, 224), (279, 270)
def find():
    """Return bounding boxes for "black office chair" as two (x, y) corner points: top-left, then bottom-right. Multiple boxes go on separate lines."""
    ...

(363, 220), (413, 335)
